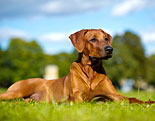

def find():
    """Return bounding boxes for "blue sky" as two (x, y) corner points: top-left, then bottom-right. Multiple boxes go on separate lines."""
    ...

(0, 0), (155, 56)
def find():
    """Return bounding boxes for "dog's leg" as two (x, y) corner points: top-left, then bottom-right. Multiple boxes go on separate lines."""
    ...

(103, 93), (155, 104)
(0, 78), (45, 100)
(98, 77), (155, 104)
(72, 91), (84, 103)
(0, 90), (23, 100)
(24, 91), (50, 102)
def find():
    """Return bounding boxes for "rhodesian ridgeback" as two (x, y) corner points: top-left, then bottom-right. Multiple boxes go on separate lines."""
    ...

(0, 29), (154, 104)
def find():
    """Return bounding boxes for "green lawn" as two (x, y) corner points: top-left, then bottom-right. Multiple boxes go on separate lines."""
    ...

(0, 89), (155, 121)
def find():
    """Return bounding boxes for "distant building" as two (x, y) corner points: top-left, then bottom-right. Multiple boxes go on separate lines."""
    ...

(44, 65), (59, 80)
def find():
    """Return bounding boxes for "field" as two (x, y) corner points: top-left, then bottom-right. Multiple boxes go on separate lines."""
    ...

(0, 89), (155, 121)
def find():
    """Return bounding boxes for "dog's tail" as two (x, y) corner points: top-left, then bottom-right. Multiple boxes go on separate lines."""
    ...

(128, 98), (155, 104)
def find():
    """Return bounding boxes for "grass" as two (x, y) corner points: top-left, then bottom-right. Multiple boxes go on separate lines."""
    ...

(0, 89), (155, 121)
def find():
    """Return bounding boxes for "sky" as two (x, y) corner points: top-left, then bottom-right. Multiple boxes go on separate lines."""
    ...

(0, 0), (155, 56)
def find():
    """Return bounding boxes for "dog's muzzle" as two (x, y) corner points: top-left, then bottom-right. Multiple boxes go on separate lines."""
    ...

(104, 46), (113, 55)
(102, 46), (113, 60)
(90, 46), (113, 60)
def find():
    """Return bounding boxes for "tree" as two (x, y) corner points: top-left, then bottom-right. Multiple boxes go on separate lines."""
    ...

(0, 38), (47, 87)
(123, 32), (146, 79)
(146, 54), (155, 85)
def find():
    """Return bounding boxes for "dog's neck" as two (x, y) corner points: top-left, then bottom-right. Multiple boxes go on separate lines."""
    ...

(76, 53), (106, 74)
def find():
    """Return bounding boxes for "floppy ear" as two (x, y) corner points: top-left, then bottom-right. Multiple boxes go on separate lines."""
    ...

(69, 29), (87, 53)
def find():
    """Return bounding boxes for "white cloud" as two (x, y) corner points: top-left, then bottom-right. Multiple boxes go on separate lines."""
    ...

(38, 30), (78, 42)
(140, 31), (155, 43)
(0, 27), (28, 40)
(41, 1), (64, 13)
(112, 0), (146, 16)
(0, 0), (113, 19)
(40, 32), (68, 42)
(139, 28), (155, 55)
(40, 0), (110, 15)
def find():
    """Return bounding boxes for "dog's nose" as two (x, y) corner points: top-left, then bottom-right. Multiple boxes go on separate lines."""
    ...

(104, 46), (113, 54)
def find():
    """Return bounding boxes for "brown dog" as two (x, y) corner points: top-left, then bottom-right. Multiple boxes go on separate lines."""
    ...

(0, 29), (154, 104)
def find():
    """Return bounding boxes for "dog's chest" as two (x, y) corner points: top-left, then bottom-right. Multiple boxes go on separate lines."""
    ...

(82, 66), (104, 86)
(83, 65), (95, 81)
(81, 67), (105, 98)
(71, 62), (105, 100)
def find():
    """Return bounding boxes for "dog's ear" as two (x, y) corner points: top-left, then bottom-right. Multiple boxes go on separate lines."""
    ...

(69, 29), (88, 53)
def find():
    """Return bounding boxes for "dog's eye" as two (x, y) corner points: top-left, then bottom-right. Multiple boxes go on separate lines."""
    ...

(89, 38), (97, 42)
(105, 37), (109, 41)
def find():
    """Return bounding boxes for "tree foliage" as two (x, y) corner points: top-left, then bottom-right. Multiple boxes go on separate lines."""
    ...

(0, 38), (47, 86)
(146, 54), (155, 85)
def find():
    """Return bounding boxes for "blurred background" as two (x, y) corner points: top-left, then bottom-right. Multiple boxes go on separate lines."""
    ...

(0, 0), (155, 92)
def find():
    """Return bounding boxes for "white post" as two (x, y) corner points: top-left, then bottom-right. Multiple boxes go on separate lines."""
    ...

(44, 65), (59, 80)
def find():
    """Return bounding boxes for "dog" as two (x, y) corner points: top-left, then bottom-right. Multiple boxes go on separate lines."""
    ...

(0, 29), (154, 104)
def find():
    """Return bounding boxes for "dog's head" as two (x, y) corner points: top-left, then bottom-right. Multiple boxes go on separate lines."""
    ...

(69, 29), (113, 60)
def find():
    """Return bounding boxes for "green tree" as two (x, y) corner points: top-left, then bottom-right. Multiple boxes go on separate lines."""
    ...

(123, 32), (146, 79)
(0, 38), (48, 87)
(146, 54), (155, 85)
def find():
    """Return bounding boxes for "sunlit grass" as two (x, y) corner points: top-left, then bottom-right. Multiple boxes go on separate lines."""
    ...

(0, 89), (155, 121)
